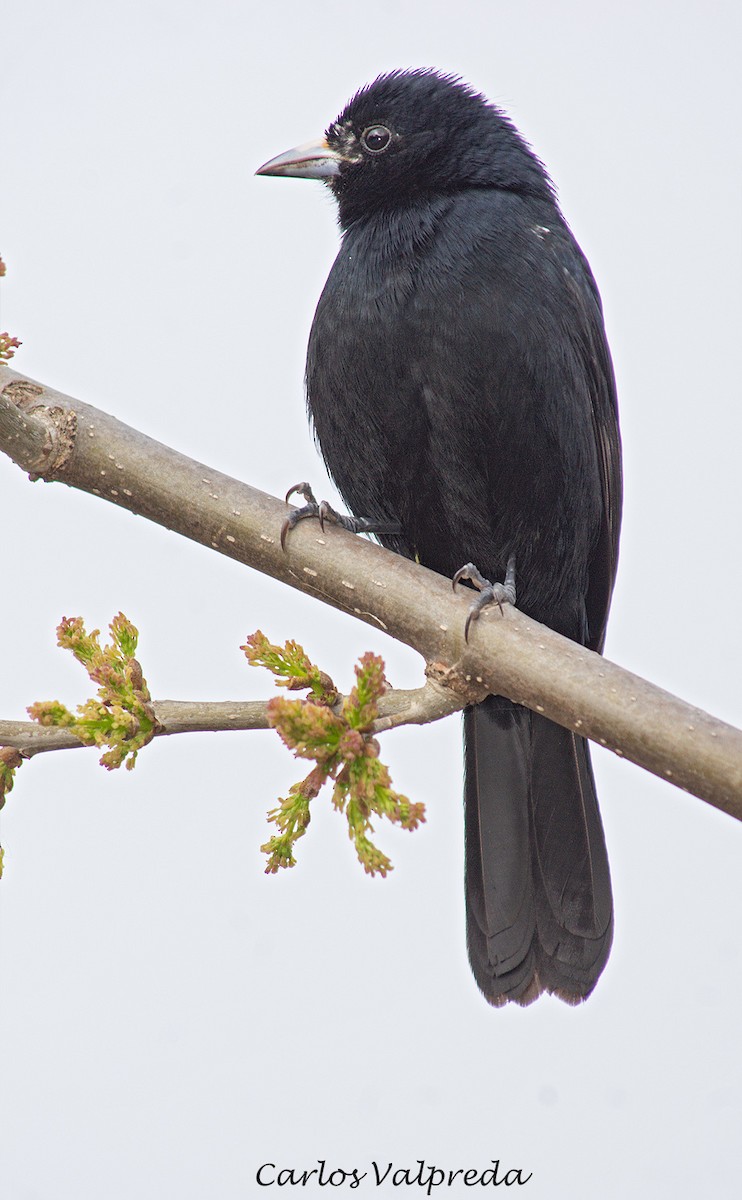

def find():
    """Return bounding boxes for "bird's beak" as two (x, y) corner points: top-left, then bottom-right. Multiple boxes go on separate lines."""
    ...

(255, 137), (342, 180)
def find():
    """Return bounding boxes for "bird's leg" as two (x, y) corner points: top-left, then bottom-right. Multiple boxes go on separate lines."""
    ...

(280, 482), (403, 551)
(452, 554), (517, 642)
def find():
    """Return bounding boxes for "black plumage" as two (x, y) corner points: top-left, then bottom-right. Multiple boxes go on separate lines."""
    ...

(257, 69), (622, 1005)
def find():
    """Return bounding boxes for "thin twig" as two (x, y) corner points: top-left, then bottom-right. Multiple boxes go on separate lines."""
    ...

(0, 683), (463, 759)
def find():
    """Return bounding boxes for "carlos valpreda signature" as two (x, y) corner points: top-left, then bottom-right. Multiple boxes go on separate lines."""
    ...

(255, 1159), (533, 1190)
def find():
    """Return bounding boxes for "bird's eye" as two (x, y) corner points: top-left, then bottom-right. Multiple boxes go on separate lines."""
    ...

(360, 125), (392, 154)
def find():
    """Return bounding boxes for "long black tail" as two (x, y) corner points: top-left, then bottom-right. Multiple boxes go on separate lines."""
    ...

(463, 695), (613, 1006)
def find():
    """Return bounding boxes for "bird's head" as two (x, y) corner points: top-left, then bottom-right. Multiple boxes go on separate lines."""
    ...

(256, 69), (554, 227)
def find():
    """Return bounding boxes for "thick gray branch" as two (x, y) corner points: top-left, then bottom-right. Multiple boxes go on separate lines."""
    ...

(1, 364), (741, 817)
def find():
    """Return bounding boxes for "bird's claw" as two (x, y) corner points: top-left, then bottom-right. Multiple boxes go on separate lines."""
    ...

(281, 484), (362, 550)
(317, 500), (346, 532)
(453, 554), (516, 641)
(281, 482), (320, 550)
(284, 481), (317, 508)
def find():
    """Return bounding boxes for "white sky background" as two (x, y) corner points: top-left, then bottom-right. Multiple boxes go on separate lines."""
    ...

(1, 1), (741, 1196)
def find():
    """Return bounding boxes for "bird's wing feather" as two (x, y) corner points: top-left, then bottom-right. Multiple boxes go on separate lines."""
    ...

(553, 233), (623, 650)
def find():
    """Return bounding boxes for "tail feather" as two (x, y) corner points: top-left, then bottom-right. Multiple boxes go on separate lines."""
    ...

(464, 696), (613, 1006)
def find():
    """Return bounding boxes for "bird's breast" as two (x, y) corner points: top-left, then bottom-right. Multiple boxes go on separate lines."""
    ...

(306, 192), (606, 629)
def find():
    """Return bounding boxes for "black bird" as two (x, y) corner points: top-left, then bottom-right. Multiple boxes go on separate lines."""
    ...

(257, 70), (622, 1006)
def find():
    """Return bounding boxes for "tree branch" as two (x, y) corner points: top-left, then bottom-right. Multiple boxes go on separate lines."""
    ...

(2, 364), (741, 817)
(0, 682), (461, 758)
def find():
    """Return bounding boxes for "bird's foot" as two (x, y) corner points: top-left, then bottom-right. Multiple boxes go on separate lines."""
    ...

(452, 555), (516, 641)
(281, 482), (402, 550)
